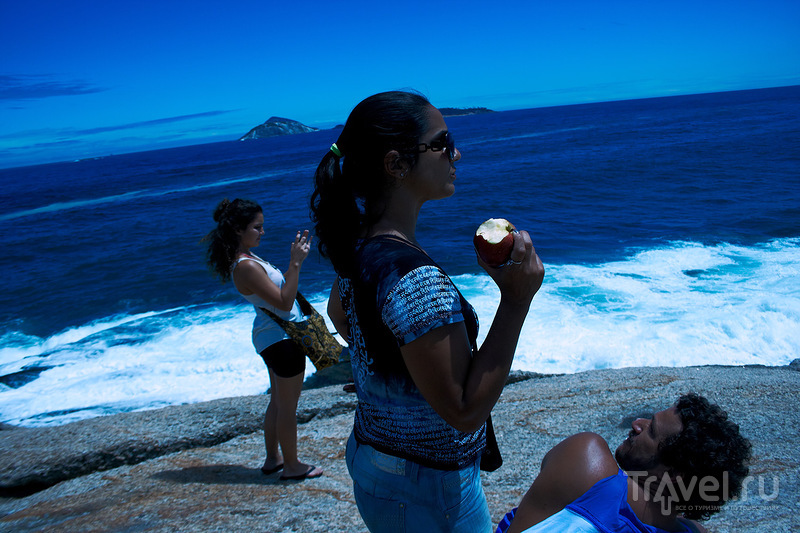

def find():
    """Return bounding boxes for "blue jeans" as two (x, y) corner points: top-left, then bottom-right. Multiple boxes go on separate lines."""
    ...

(346, 431), (492, 533)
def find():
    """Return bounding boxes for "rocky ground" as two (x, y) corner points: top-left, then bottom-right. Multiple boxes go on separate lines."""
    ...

(1, 362), (798, 532)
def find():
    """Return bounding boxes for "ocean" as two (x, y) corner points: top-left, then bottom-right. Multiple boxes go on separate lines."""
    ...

(1, 85), (798, 428)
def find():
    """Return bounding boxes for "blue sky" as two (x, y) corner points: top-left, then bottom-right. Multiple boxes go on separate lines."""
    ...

(1, 0), (799, 169)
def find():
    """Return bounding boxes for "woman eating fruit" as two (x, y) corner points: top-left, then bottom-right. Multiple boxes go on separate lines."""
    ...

(310, 90), (545, 532)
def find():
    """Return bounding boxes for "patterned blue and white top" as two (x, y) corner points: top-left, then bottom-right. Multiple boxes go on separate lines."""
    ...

(338, 235), (485, 469)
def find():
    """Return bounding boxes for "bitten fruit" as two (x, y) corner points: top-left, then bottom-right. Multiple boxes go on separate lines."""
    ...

(474, 218), (516, 267)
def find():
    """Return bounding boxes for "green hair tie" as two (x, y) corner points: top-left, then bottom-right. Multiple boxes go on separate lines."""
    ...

(330, 143), (343, 158)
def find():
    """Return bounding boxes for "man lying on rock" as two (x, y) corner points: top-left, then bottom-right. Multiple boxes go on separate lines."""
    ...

(497, 393), (751, 533)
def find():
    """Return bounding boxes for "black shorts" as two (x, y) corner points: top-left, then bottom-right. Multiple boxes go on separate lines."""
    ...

(259, 339), (306, 378)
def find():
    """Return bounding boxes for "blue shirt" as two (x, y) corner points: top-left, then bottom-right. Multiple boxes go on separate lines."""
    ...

(339, 235), (485, 469)
(496, 470), (692, 533)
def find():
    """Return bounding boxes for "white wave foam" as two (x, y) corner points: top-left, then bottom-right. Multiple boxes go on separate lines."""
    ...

(2, 306), (278, 426)
(462, 239), (800, 374)
(1, 240), (796, 427)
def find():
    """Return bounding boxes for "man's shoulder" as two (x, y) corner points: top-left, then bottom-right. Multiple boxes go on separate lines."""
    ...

(562, 432), (610, 448)
(549, 432), (614, 458)
(510, 433), (621, 530)
(542, 432), (619, 482)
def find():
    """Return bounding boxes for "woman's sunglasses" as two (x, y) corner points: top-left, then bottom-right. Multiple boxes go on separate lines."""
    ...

(415, 131), (456, 161)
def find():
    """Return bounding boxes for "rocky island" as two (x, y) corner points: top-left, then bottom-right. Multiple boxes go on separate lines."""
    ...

(238, 108), (492, 141)
(239, 117), (318, 140)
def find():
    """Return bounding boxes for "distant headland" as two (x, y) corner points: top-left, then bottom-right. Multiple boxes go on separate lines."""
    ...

(239, 117), (318, 140)
(439, 107), (495, 117)
(239, 107), (495, 140)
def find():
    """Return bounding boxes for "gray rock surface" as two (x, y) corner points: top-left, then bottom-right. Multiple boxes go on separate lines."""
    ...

(1, 363), (798, 532)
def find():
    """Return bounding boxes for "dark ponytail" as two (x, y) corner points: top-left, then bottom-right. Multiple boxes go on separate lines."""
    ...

(310, 90), (432, 276)
(311, 149), (360, 276)
(204, 198), (262, 282)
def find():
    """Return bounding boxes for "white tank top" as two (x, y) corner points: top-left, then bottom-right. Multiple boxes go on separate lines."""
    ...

(519, 509), (599, 532)
(233, 254), (304, 353)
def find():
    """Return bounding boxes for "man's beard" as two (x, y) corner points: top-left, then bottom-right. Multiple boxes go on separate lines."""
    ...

(615, 433), (660, 473)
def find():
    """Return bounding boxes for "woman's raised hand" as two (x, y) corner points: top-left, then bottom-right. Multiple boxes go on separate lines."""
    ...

(477, 230), (544, 309)
(290, 230), (313, 266)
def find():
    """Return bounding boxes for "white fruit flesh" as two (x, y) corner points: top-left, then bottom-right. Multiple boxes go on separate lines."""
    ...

(476, 218), (512, 244)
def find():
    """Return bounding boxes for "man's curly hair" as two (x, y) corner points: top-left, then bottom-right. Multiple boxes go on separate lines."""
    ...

(657, 393), (752, 520)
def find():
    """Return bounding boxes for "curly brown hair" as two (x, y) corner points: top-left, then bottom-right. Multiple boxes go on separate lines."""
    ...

(658, 393), (752, 520)
(203, 198), (261, 282)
